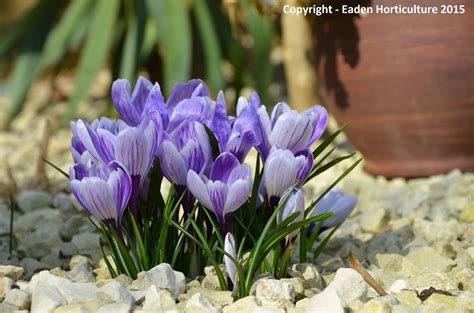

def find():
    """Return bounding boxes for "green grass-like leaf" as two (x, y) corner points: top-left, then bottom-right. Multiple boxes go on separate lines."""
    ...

(147, 0), (191, 94)
(65, 0), (120, 121)
(312, 123), (348, 159)
(192, 0), (224, 91)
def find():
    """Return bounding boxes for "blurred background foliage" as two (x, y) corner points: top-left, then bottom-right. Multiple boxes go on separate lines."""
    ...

(0, 0), (285, 129)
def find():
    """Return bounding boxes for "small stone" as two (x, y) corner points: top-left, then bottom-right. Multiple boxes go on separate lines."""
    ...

(185, 292), (221, 313)
(57, 242), (78, 258)
(424, 293), (457, 308)
(395, 290), (421, 306)
(131, 263), (185, 298)
(27, 270), (97, 303)
(52, 193), (77, 217)
(405, 247), (456, 273)
(414, 219), (462, 243)
(280, 278), (305, 300)
(60, 215), (86, 241)
(255, 279), (295, 310)
(53, 303), (88, 313)
(305, 287), (344, 313)
(0, 277), (14, 300)
(71, 232), (101, 262)
(97, 303), (132, 313)
(31, 285), (66, 312)
(360, 209), (388, 233)
(460, 204), (474, 222)
(186, 287), (234, 306)
(16, 190), (52, 212)
(288, 263), (325, 289)
(15, 208), (62, 241)
(222, 296), (260, 313)
(391, 304), (422, 313)
(142, 286), (177, 311)
(3, 289), (31, 310)
(0, 265), (24, 281)
(97, 281), (133, 306)
(327, 268), (367, 307)
(69, 255), (92, 271)
(359, 298), (390, 313)
(410, 272), (461, 295)
(68, 263), (95, 283)
(389, 279), (409, 294)
(18, 227), (62, 259)
(200, 274), (220, 290)
(0, 303), (20, 313)
(375, 254), (404, 272)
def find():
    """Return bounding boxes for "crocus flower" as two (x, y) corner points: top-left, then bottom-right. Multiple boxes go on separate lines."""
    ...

(186, 152), (252, 234)
(71, 118), (128, 165)
(229, 93), (271, 160)
(232, 97), (328, 161)
(72, 117), (160, 217)
(167, 90), (232, 152)
(224, 233), (237, 289)
(165, 79), (210, 114)
(313, 188), (358, 229)
(159, 121), (212, 187)
(277, 189), (305, 246)
(263, 148), (313, 205)
(70, 162), (131, 228)
(112, 76), (155, 126)
(269, 102), (328, 154)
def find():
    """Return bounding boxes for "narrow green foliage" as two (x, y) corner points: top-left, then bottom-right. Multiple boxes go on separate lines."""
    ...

(65, 0), (120, 120)
(312, 123), (348, 159)
(192, 0), (225, 91)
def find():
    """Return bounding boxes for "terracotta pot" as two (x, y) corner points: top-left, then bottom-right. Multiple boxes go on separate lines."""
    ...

(312, 0), (474, 177)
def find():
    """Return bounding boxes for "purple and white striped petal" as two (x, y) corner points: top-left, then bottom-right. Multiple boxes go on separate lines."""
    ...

(264, 148), (305, 199)
(207, 181), (228, 223)
(210, 152), (240, 182)
(187, 170), (213, 210)
(115, 127), (152, 177)
(112, 77), (153, 126)
(159, 140), (188, 186)
(277, 189), (304, 243)
(167, 97), (213, 131)
(70, 164), (131, 227)
(224, 179), (251, 216)
(269, 110), (315, 153)
(166, 79), (210, 113)
(305, 105), (328, 145)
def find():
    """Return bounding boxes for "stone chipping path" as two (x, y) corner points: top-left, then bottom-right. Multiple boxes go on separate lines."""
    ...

(0, 162), (472, 312)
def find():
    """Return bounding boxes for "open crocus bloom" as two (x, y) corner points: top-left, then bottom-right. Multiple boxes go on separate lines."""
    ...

(314, 188), (358, 229)
(70, 162), (131, 228)
(186, 152), (252, 232)
(233, 98), (328, 160)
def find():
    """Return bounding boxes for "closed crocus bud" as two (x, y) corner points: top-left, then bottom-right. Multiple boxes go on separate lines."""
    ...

(277, 189), (305, 245)
(231, 93), (271, 160)
(186, 152), (252, 234)
(70, 162), (131, 228)
(263, 148), (311, 203)
(269, 103), (328, 154)
(314, 188), (358, 229)
(159, 121), (212, 187)
(224, 233), (237, 289)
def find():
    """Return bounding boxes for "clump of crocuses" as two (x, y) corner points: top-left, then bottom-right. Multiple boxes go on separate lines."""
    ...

(69, 77), (360, 297)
